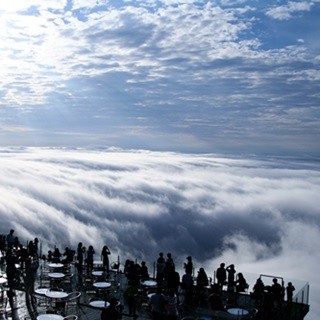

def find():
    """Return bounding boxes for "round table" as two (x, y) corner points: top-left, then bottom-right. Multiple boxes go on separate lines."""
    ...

(141, 280), (157, 287)
(92, 271), (104, 277)
(35, 288), (49, 295)
(37, 314), (64, 320)
(48, 263), (64, 269)
(93, 282), (111, 289)
(45, 291), (68, 299)
(48, 273), (65, 279)
(227, 308), (249, 316)
(93, 260), (103, 266)
(89, 300), (110, 309)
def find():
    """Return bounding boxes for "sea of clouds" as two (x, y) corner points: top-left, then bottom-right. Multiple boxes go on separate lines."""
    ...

(0, 147), (319, 319)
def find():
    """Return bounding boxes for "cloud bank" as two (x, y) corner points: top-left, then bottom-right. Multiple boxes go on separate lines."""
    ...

(0, 147), (319, 319)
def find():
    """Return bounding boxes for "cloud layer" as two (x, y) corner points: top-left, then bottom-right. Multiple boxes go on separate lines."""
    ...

(0, 147), (319, 319)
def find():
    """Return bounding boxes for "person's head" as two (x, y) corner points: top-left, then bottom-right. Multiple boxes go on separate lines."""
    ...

(220, 263), (225, 267)
(273, 278), (278, 284)
(187, 256), (192, 261)
(10, 229), (14, 235)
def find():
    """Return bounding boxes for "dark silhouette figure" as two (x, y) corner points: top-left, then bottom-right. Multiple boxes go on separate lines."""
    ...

(150, 287), (168, 320)
(236, 273), (248, 293)
(286, 282), (295, 302)
(208, 283), (225, 311)
(100, 298), (120, 320)
(226, 264), (236, 286)
(252, 277), (265, 301)
(216, 263), (226, 291)
(166, 265), (180, 303)
(166, 288), (179, 320)
(101, 245), (111, 273)
(6, 229), (15, 249)
(181, 271), (193, 305)
(52, 247), (62, 263)
(156, 252), (165, 284)
(86, 245), (95, 275)
(140, 261), (149, 281)
(5, 249), (19, 290)
(184, 256), (193, 275)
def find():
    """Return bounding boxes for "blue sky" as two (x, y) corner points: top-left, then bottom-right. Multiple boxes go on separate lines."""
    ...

(0, 0), (319, 156)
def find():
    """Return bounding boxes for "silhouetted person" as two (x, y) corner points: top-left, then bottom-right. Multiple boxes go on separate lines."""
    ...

(52, 247), (62, 262)
(286, 282), (295, 302)
(140, 261), (149, 281)
(124, 281), (138, 317)
(216, 263), (226, 291)
(271, 278), (283, 302)
(101, 245), (111, 273)
(184, 256), (193, 275)
(208, 283), (225, 311)
(101, 298), (120, 320)
(156, 252), (165, 284)
(166, 288), (179, 320)
(181, 271), (193, 305)
(196, 267), (209, 306)
(5, 249), (19, 289)
(86, 245), (95, 275)
(236, 273), (248, 293)
(150, 287), (168, 320)
(167, 265), (180, 302)
(6, 229), (15, 249)
(62, 247), (75, 264)
(226, 264), (236, 285)
(252, 277), (265, 301)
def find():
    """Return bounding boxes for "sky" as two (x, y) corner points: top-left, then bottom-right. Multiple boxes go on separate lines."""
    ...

(0, 0), (320, 156)
(0, 147), (319, 319)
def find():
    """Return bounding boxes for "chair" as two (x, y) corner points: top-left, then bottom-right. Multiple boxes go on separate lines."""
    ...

(64, 291), (81, 315)
(63, 315), (78, 320)
(0, 297), (8, 317)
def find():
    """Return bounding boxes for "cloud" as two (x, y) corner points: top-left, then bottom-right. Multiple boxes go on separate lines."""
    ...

(266, 1), (313, 20)
(0, 147), (319, 319)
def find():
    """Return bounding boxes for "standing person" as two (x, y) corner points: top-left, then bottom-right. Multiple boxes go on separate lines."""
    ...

(86, 245), (95, 276)
(76, 242), (84, 288)
(6, 229), (15, 250)
(216, 263), (226, 291)
(286, 282), (295, 302)
(226, 264), (236, 287)
(150, 287), (168, 320)
(101, 245), (111, 273)
(184, 256), (193, 275)
(156, 252), (165, 285)
(166, 288), (179, 320)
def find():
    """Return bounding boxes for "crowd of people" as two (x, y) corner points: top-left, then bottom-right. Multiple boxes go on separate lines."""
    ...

(0, 229), (297, 320)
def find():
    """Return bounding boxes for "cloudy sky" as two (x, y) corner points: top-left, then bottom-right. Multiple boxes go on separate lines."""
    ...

(1, 147), (319, 319)
(0, 0), (319, 156)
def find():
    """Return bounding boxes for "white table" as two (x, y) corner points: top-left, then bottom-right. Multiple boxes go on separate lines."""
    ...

(93, 282), (111, 289)
(227, 307), (249, 316)
(37, 314), (64, 320)
(35, 288), (49, 295)
(45, 291), (68, 299)
(92, 271), (104, 277)
(89, 300), (110, 309)
(93, 260), (103, 266)
(48, 263), (64, 269)
(48, 273), (65, 279)
(0, 278), (7, 285)
(141, 280), (157, 287)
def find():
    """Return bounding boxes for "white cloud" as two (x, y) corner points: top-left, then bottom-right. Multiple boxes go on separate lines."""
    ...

(0, 147), (319, 319)
(266, 1), (313, 20)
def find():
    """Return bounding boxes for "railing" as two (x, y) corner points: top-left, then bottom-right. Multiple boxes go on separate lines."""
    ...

(293, 282), (309, 305)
